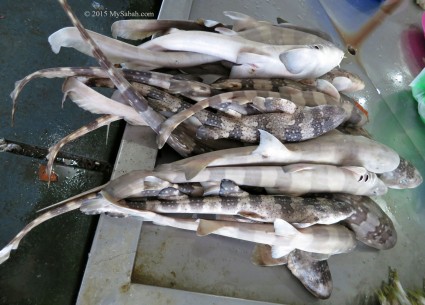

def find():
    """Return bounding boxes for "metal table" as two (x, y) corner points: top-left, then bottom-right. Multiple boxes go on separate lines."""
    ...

(77, 1), (425, 304)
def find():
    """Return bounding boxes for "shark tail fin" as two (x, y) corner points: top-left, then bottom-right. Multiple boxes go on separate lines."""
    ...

(0, 189), (100, 265)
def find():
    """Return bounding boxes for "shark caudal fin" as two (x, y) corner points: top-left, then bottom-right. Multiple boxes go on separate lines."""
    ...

(252, 129), (291, 159)
(271, 219), (300, 258)
(0, 188), (101, 265)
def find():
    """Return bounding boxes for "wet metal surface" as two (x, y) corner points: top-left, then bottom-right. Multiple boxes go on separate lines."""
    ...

(0, 0), (159, 304)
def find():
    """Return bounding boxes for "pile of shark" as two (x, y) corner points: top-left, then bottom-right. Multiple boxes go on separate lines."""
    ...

(2, 0), (423, 300)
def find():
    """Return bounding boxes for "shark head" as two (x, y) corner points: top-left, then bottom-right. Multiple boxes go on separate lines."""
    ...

(279, 43), (344, 79)
(379, 158), (423, 189)
(342, 166), (388, 196)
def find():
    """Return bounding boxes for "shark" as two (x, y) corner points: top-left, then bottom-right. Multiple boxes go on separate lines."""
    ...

(157, 129), (400, 180)
(150, 163), (388, 197)
(139, 28), (344, 79)
(125, 193), (355, 228)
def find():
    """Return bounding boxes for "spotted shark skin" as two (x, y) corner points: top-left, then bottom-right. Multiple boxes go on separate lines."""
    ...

(251, 245), (333, 299)
(333, 194), (397, 250)
(157, 94), (346, 147)
(125, 194), (355, 227)
(378, 157), (423, 189)
(210, 80), (367, 126)
(339, 128), (423, 189)
(210, 78), (342, 101)
(287, 249), (333, 299)
(82, 77), (227, 130)
(309, 67), (365, 93)
(194, 105), (346, 144)
(0, 186), (355, 268)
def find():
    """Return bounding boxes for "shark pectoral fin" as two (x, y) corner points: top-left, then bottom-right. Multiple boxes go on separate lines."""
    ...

(220, 180), (249, 197)
(316, 79), (341, 100)
(237, 210), (265, 221)
(79, 195), (114, 215)
(292, 222), (314, 229)
(252, 129), (291, 159)
(251, 244), (289, 266)
(200, 181), (221, 196)
(144, 176), (173, 190)
(279, 49), (315, 75)
(271, 245), (293, 259)
(196, 219), (226, 236)
(158, 187), (188, 200)
(283, 164), (314, 173)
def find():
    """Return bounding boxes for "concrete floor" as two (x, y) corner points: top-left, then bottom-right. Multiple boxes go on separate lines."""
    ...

(0, 1), (161, 304)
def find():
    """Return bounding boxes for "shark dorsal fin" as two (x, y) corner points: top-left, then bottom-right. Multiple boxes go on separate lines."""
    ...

(223, 11), (259, 32)
(252, 129), (291, 158)
(283, 164), (314, 173)
(274, 218), (299, 237)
